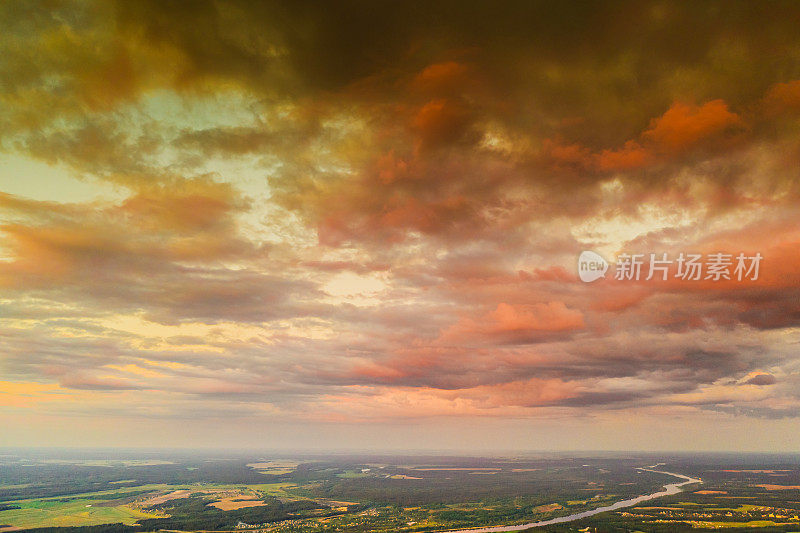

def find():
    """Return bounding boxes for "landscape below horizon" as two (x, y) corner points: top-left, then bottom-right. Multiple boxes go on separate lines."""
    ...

(2, 449), (800, 532)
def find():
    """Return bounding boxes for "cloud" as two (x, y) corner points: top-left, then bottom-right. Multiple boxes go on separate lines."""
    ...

(641, 100), (745, 152)
(744, 373), (778, 386)
(442, 302), (585, 344)
(596, 141), (652, 172)
(412, 61), (472, 95)
(763, 80), (800, 114)
(412, 99), (474, 150)
(3, 0), (800, 439)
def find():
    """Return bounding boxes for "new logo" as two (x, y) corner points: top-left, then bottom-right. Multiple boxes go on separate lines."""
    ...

(578, 250), (609, 283)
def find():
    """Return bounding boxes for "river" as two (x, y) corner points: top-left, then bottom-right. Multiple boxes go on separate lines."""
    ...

(438, 465), (703, 533)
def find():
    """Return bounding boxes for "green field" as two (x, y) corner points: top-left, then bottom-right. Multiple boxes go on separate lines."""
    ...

(2, 454), (800, 532)
(0, 481), (302, 530)
(0, 498), (162, 528)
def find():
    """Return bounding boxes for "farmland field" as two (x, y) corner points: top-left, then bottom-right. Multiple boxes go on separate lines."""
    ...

(1, 451), (800, 532)
(0, 497), (162, 529)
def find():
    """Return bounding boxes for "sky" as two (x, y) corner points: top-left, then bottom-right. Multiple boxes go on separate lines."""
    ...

(1, 0), (800, 452)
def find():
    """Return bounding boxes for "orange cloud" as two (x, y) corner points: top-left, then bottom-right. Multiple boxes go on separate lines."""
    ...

(596, 140), (651, 171)
(642, 100), (744, 152)
(0, 179), (251, 288)
(763, 80), (800, 114)
(375, 150), (410, 184)
(489, 302), (584, 332)
(541, 138), (594, 172)
(412, 61), (471, 94)
(412, 99), (472, 149)
(443, 302), (584, 343)
(540, 100), (747, 176)
(120, 182), (246, 234)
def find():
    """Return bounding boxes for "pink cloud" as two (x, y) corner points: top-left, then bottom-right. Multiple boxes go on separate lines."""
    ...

(442, 302), (584, 344)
